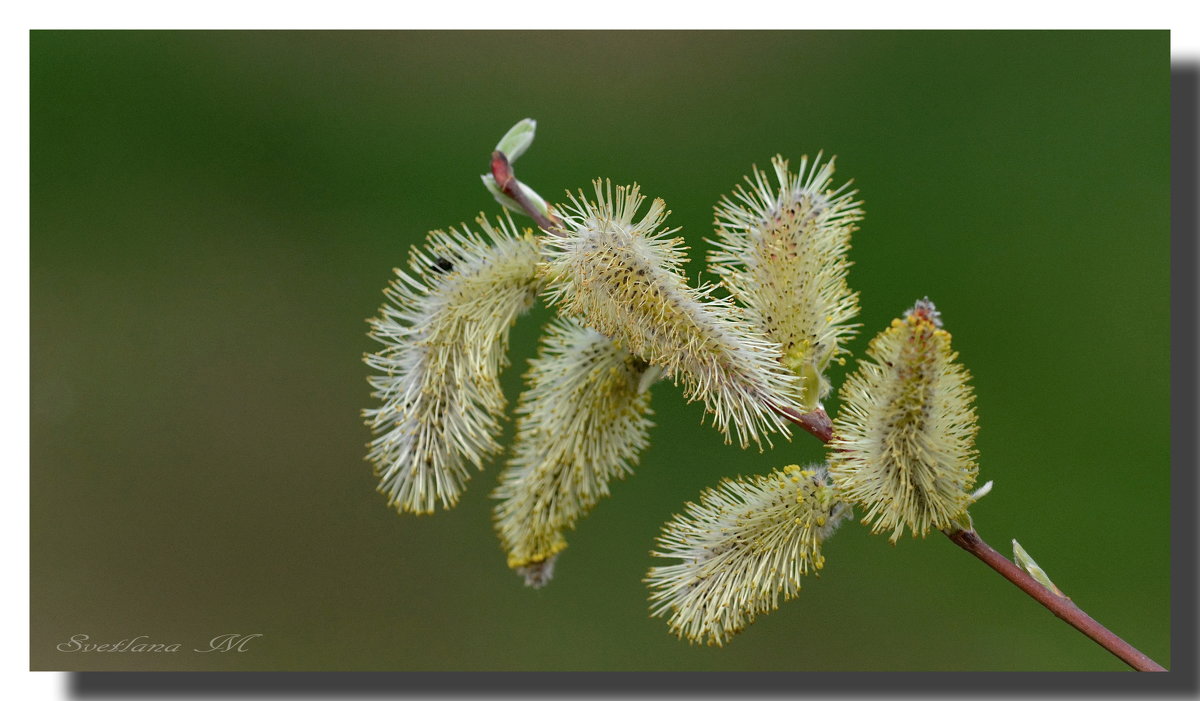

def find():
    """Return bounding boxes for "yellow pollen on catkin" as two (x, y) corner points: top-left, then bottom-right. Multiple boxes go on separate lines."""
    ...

(506, 539), (569, 569)
(491, 316), (655, 588)
(827, 298), (980, 542)
(708, 154), (863, 412)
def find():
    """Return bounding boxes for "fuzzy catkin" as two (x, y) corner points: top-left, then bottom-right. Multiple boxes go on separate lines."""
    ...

(646, 464), (851, 646)
(363, 213), (541, 514)
(828, 299), (980, 541)
(541, 180), (801, 448)
(709, 154), (863, 410)
(491, 316), (656, 585)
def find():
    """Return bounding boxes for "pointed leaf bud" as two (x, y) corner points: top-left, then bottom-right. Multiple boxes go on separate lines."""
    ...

(363, 212), (542, 513)
(1013, 539), (1065, 597)
(541, 179), (801, 448)
(494, 117), (537, 163)
(646, 464), (852, 646)
(709, 154), (864, 411)
(492, 316), (656, 583)
(828, 298), (980, 542)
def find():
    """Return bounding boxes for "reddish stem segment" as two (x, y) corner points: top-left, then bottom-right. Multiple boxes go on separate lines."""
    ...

(946, 529), (1166, 672)
(492, 150), (1165, 672)
(775, 405), (834, 443)
(491, 151), (563, 235)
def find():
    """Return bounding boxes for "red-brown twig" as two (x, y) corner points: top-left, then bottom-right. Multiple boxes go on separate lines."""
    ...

(491, 151), (563, 234)
(946, 530), (1165, 671)
(775, 403), (834, 443)
(491, 151), (1165, 671)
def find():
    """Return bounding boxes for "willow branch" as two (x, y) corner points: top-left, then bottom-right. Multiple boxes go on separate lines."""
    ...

(945, 530), (1165, 671)
(490, 151), (1164, 671)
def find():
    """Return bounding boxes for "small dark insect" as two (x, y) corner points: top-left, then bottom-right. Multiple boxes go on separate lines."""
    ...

(432, 257), (455, 273)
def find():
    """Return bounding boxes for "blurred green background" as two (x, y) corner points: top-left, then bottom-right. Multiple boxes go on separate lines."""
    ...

(30, 31), (1169, 671)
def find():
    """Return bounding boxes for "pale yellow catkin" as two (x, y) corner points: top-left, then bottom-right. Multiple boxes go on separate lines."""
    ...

(541, 179), (801, 449)
(828, 299), (980, 541)
(363, 213), (541, 514)
(491, 316), (656, 587)
(646, 464), (851, 646)
(708, 154), (864, 410)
